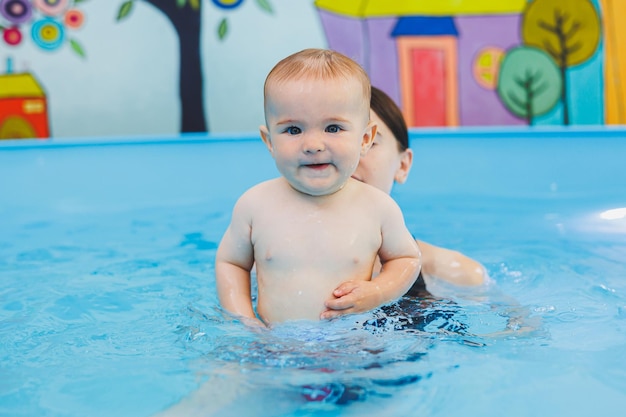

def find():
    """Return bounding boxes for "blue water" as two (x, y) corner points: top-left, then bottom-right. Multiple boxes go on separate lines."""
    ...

(1, 131), (625, 416)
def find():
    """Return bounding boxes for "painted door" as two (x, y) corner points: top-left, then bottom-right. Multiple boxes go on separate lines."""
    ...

(410, 48), (446, 126)
(397, 37), (459, 127)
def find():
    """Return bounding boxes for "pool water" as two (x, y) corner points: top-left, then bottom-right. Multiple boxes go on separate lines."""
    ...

(1, 130), (625, 416)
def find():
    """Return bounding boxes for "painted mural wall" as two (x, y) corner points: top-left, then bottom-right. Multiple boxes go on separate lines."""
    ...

(0, 0), (624, 139)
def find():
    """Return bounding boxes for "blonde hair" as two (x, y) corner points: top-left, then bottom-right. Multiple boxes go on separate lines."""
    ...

(264, 48), (371, 115)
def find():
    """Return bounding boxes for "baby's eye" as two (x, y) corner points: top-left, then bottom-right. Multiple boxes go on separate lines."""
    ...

(285, 126), (302, 135)
(325, 124), (342, 133)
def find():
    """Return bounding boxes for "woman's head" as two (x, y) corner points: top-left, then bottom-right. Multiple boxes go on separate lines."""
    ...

(370, 86), (409, 152)
(352, 86), (413, 194)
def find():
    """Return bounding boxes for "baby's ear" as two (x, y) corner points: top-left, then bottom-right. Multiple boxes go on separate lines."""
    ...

(259, 125), (273, 153)
(360, 120), (377, 155)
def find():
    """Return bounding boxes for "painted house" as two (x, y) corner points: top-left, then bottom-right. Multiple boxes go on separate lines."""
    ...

(315, 0), (527, 127)
(0, 72), (50, 139)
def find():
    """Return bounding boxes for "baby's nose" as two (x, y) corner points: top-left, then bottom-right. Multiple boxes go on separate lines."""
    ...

(303, 133), (326, 153)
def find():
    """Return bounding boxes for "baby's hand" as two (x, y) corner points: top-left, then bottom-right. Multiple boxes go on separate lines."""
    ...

(320, 280), (384, 320)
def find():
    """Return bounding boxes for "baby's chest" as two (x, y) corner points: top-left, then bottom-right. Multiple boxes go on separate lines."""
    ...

(252, 212), (381, 264)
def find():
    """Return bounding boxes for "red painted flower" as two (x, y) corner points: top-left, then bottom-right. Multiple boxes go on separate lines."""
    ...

(2, 26), (22, 46)
(64, 9), (84, 29)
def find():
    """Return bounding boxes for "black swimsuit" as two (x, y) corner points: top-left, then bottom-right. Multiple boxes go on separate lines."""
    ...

(405, 271), (429, 298)
(365, 271), (468, 334)
(302, 274), (469, 406)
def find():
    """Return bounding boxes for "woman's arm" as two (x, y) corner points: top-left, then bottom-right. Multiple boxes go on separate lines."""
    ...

(417, 240), (486, 286)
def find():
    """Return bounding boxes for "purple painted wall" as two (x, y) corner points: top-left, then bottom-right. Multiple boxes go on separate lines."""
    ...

(455, 15), (524, 126)
(366, 17), (402, 107)
(317, 11), (526, 127)
(318, 11), (402, 107)
(317, 10), (366, 65)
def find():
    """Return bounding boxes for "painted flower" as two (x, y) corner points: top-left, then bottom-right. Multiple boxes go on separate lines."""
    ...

(0, 0), (32, 24)
(33, 0), (69, 17)
(64, 9), (84, 29)
(211, 0), (245, 10)
(2, 26), (22, 45)
(31, 17), (65, 50)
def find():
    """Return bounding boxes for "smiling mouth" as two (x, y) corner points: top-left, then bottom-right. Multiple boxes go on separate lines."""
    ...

(304, 163), (330, 170)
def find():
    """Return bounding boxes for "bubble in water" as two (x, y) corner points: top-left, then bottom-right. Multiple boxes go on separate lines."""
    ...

(597, 284), (616, 294)
(533, 305), (556, 314)
(556, 310), (581, 322)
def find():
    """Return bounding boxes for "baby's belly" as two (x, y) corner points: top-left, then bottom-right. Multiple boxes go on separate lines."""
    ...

(255, 268), (369, 323)
(257, 285), (330, 323)
(253, 239), (377, 323)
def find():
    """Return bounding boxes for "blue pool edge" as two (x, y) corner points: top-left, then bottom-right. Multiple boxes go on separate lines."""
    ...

(1, 125), (626, 150)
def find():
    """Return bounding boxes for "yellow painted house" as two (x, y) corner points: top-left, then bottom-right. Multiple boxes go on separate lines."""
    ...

(0, 73), (50, 139)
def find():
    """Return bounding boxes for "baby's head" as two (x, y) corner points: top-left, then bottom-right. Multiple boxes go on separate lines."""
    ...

(260, 49), (376, 197)
(263, 48), (371, 123)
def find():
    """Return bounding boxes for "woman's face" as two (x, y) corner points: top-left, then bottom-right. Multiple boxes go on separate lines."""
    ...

(351, 109), (413, 195)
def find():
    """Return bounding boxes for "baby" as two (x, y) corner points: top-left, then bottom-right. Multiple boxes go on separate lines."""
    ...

(215, 48), (421, 326)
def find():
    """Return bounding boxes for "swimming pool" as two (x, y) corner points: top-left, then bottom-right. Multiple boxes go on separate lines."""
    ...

(1, 128), (625, 416)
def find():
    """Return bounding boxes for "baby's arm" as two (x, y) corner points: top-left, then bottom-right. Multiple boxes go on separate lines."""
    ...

(215, 197), (265, 327)
(418, 240), (486, 286)
(322, 198), (421, 319)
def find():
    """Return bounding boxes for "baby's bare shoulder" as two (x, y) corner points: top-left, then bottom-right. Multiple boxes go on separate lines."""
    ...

(238, 178), (282, 198)
(352, 180), (400, 208)
(234, 178), (288, 211)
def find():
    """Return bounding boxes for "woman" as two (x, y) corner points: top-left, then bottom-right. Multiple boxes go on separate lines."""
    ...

(354, 86), (486, 293)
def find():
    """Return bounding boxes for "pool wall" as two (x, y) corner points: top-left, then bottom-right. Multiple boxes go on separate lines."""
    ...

(1, 127), (625, 218)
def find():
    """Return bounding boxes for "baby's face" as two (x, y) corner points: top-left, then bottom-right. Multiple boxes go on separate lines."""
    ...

(261, 77), (373, 196)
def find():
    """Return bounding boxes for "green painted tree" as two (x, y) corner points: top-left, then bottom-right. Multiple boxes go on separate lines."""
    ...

(117, 0), (273, 133)
(497, 46), (562, 125)
(521, 0), (601, 125)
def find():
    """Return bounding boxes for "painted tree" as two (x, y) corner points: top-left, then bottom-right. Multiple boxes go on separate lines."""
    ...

(521, 0), (601, 125)
(497, 46), (562, 125)
(116, 0), (273, 133)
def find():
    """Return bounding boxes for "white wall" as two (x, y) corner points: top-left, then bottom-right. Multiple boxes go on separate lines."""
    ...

(201, 0), (327, 133)
(2, 0), (326, 138)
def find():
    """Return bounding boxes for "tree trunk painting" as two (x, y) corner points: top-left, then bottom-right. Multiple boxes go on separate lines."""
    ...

(117, 0), (273, 134)
(121, 0), (206, 133)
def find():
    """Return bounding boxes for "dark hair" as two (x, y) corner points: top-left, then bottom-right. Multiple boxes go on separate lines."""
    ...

(370, 86), (409, 151)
